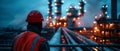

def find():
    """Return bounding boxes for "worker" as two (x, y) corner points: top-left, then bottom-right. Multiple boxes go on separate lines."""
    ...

(12, 10), (50, 51)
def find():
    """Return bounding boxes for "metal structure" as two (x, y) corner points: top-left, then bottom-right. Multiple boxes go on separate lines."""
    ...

(67, 6), (79, 27)
(93, 0), (120, 44)
(101, 4), (107, 20)
(54, 0), (64, 19)
(79, 0), (85, 16)
(48, 0), (53, 18)
(111, 0), (117, 19)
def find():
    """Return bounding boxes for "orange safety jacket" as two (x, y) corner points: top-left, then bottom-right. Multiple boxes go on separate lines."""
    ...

(12, 31), (49, 51)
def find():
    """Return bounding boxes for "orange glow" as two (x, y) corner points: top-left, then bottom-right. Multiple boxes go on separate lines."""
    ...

(110, 23), (114, 26)
(64, 22), (67, 27)
(109, 23), (114, 28)
(93, 21), (97, 24)
(78, 13), (82, 15)
(94, 27), (99, 32)
(105, 31), (109, 35)
(80, 7), (82, 9)
(102, 31), (104, 34)
(49, 17), (52, 19)
(118, 32), (120, 36)
(100, 40), (102, 42)
(73, 18), (76, 22)
(60, 18), (63, 20)
(77, 17), (80, 20)
(94, 37), (97, 40)
(95, 16), (97, 19)
(91, 31), (93, 33)
(106, 24), (109, 29)
(100, 24), (103, 26)
(94, 27), (98, 29)
(103, 40), (105, 42)
(67, 12), (72, 16)
(78, 22), (81, 25)
(59, 22), (61, 25)
(53, 21), (56, 26)
(57, 23), (59, 26)
(79, 30), (82, 33)
(94, 31), (97, 33)
(83, 27), (86, 31)
(50, 23), (53, 27)
(63, 16), (67, 20)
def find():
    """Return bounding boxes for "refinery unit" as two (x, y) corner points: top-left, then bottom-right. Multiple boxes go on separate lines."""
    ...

(0, 0), (120, 51)
(45, 0), (120, 44)
(93, 0), (120, 44)
(45, 0), (86, 28)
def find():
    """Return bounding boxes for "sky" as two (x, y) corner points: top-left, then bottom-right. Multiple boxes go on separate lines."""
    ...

(0, 0), (119, 29)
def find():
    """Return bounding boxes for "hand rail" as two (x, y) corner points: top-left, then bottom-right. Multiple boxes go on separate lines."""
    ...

(0, 44), (120, 47)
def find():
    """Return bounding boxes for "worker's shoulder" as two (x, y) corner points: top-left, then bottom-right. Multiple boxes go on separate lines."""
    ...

(22, 31), (38, 35)
(23, 31), (47, 40)
(19, 31), (38, 37)
(14, 31), (38, 39)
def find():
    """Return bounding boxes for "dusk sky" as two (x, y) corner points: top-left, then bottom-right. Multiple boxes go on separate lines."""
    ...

(0, 0), (119, 29)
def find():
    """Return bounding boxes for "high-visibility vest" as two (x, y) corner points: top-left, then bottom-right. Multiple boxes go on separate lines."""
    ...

(13, 31), (46, 51)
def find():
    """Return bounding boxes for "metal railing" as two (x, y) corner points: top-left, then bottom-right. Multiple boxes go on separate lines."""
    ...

(1, 44), (120, 47)
(49, 44), (120, 47)
(0, 27), (120, 51)
(0, 44), (120, 49)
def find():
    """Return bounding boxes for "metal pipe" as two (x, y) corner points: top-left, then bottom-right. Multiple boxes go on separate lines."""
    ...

(1, 44), (120, 47)
(49, 44), (120, 47)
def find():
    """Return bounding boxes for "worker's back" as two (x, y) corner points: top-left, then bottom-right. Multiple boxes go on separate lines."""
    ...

(12, 10), (50, 51)
(12, 31), (50, 51)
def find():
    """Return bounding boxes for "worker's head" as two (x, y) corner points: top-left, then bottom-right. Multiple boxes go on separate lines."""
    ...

(26, 10), (44, 35)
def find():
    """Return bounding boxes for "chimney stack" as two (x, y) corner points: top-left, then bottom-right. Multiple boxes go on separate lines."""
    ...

(111, 0), (117, 19)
